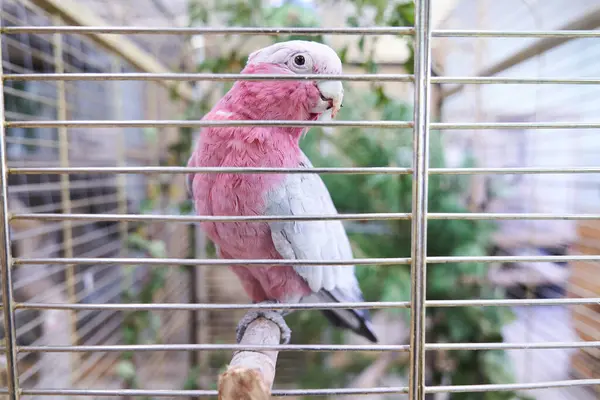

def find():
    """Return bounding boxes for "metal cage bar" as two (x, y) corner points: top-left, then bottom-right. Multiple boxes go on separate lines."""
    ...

(52, 16), (79, 378)
(2, 0), (600, 398)
(7, 120), (600, 130)
(4, 26), (600, 38)
(0, 32), (20, 400)
(8, 166), (600, 175)
(5, 73), (600, 85)
(409, 1), (432, 399)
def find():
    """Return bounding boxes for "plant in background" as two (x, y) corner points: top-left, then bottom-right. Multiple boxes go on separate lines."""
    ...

(169, 0), (530, 398)
(115, 175), (168, 398)
(301, 92), (530, 399)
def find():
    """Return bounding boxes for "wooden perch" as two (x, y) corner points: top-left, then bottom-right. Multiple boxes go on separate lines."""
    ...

(218, 317), (284, 400)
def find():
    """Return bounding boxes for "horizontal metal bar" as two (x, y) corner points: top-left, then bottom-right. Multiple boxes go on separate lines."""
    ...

(17, 387), (409, 397)
(8, 166), (412, 175)
(15, 298), (600, 314)
(426, 298), (600, 307)
(5, 26), (600, 38)
(6, 120), (414, 129)
(430, 255), (600, 263)
(5, 382), (599, 396)
(13, 256), (411, 266)
(434, 166), (600, 174)
(426, 379), (600, 394)
(2, 26), (415, 35)
(3, 73), (413, 82)
(11, 212), (411, 223)
(6, 166), (413, 175)
(426, 341), (600, 351)
(13, 341), (600, 353)
(8, 74), (600, 85)
(8, 120), (600, 129)
(5, 381), (600, 397)
(17, 301), (410, 312)
(10, 212), (600, 223)
(13, 255), (600, 266)
(432, 76), (600, 85)
(17, 344), (410, 353)
(8, 166), (600, 175)
(429, 212), (600, 220)
(433, 30), (600, 38)
(433, 122), (600, 130)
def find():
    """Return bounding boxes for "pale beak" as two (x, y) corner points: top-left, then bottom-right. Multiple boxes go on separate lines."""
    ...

(316, 80), (343, 118)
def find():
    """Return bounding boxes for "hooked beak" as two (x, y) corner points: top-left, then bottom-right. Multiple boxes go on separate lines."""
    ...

(316, 80), (343, 118)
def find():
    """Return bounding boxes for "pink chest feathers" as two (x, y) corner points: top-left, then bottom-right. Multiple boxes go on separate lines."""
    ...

(188, 126), (312, 302)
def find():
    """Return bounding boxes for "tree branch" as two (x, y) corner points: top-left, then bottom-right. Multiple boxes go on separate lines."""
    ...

(218, 317), (285, 400)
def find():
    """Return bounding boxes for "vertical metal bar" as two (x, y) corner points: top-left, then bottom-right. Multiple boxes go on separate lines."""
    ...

(194, 226), (210, 385)
(112, 59), (128, 246)
(0, 33), (21, 400)
(409, 1), (432, 400)
(52, 15), (79, 376)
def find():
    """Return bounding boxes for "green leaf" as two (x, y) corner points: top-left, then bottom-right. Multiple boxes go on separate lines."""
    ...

(147, 240), (167, 259)
(358, 36), (366, 52)
(338, 46), (349, 64)
(188, 1), (209, 24)
(139, 199), (154, 214)
(116, 360), (136, 380)
(482, 350), (517, 385)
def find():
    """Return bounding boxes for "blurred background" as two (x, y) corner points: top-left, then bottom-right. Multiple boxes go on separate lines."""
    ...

(0, 0), (598, 400)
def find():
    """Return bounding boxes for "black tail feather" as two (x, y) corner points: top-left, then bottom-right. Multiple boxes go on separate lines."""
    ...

(320, 309), (378, 343)
(319, 290), (378, 343)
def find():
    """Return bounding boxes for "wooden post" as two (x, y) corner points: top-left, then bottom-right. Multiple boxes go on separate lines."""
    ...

(217, 317), (284, 400)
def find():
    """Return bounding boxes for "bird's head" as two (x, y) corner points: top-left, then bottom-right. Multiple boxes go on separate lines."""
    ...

(238, 40), (344, 121)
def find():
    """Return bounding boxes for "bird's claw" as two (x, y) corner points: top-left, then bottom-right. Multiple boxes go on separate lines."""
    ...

(236, 301), (291, 345)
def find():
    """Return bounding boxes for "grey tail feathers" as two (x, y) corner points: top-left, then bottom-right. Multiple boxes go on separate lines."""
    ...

(318, 290), (378, 343)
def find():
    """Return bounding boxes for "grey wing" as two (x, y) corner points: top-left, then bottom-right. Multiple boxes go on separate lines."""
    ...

(264, 153), (359, 295)
(264, 153), (378, 342)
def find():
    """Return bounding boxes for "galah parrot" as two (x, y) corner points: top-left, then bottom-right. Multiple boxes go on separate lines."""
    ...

(187, 40), (378, 344)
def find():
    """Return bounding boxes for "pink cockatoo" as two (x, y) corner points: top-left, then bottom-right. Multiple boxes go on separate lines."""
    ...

(187, 40), (378, 344)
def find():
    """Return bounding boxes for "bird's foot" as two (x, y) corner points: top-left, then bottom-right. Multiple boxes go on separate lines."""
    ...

(236, 300), (291, 345)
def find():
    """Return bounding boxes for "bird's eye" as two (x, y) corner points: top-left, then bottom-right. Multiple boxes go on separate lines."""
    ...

(294, 55), (306, 66)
